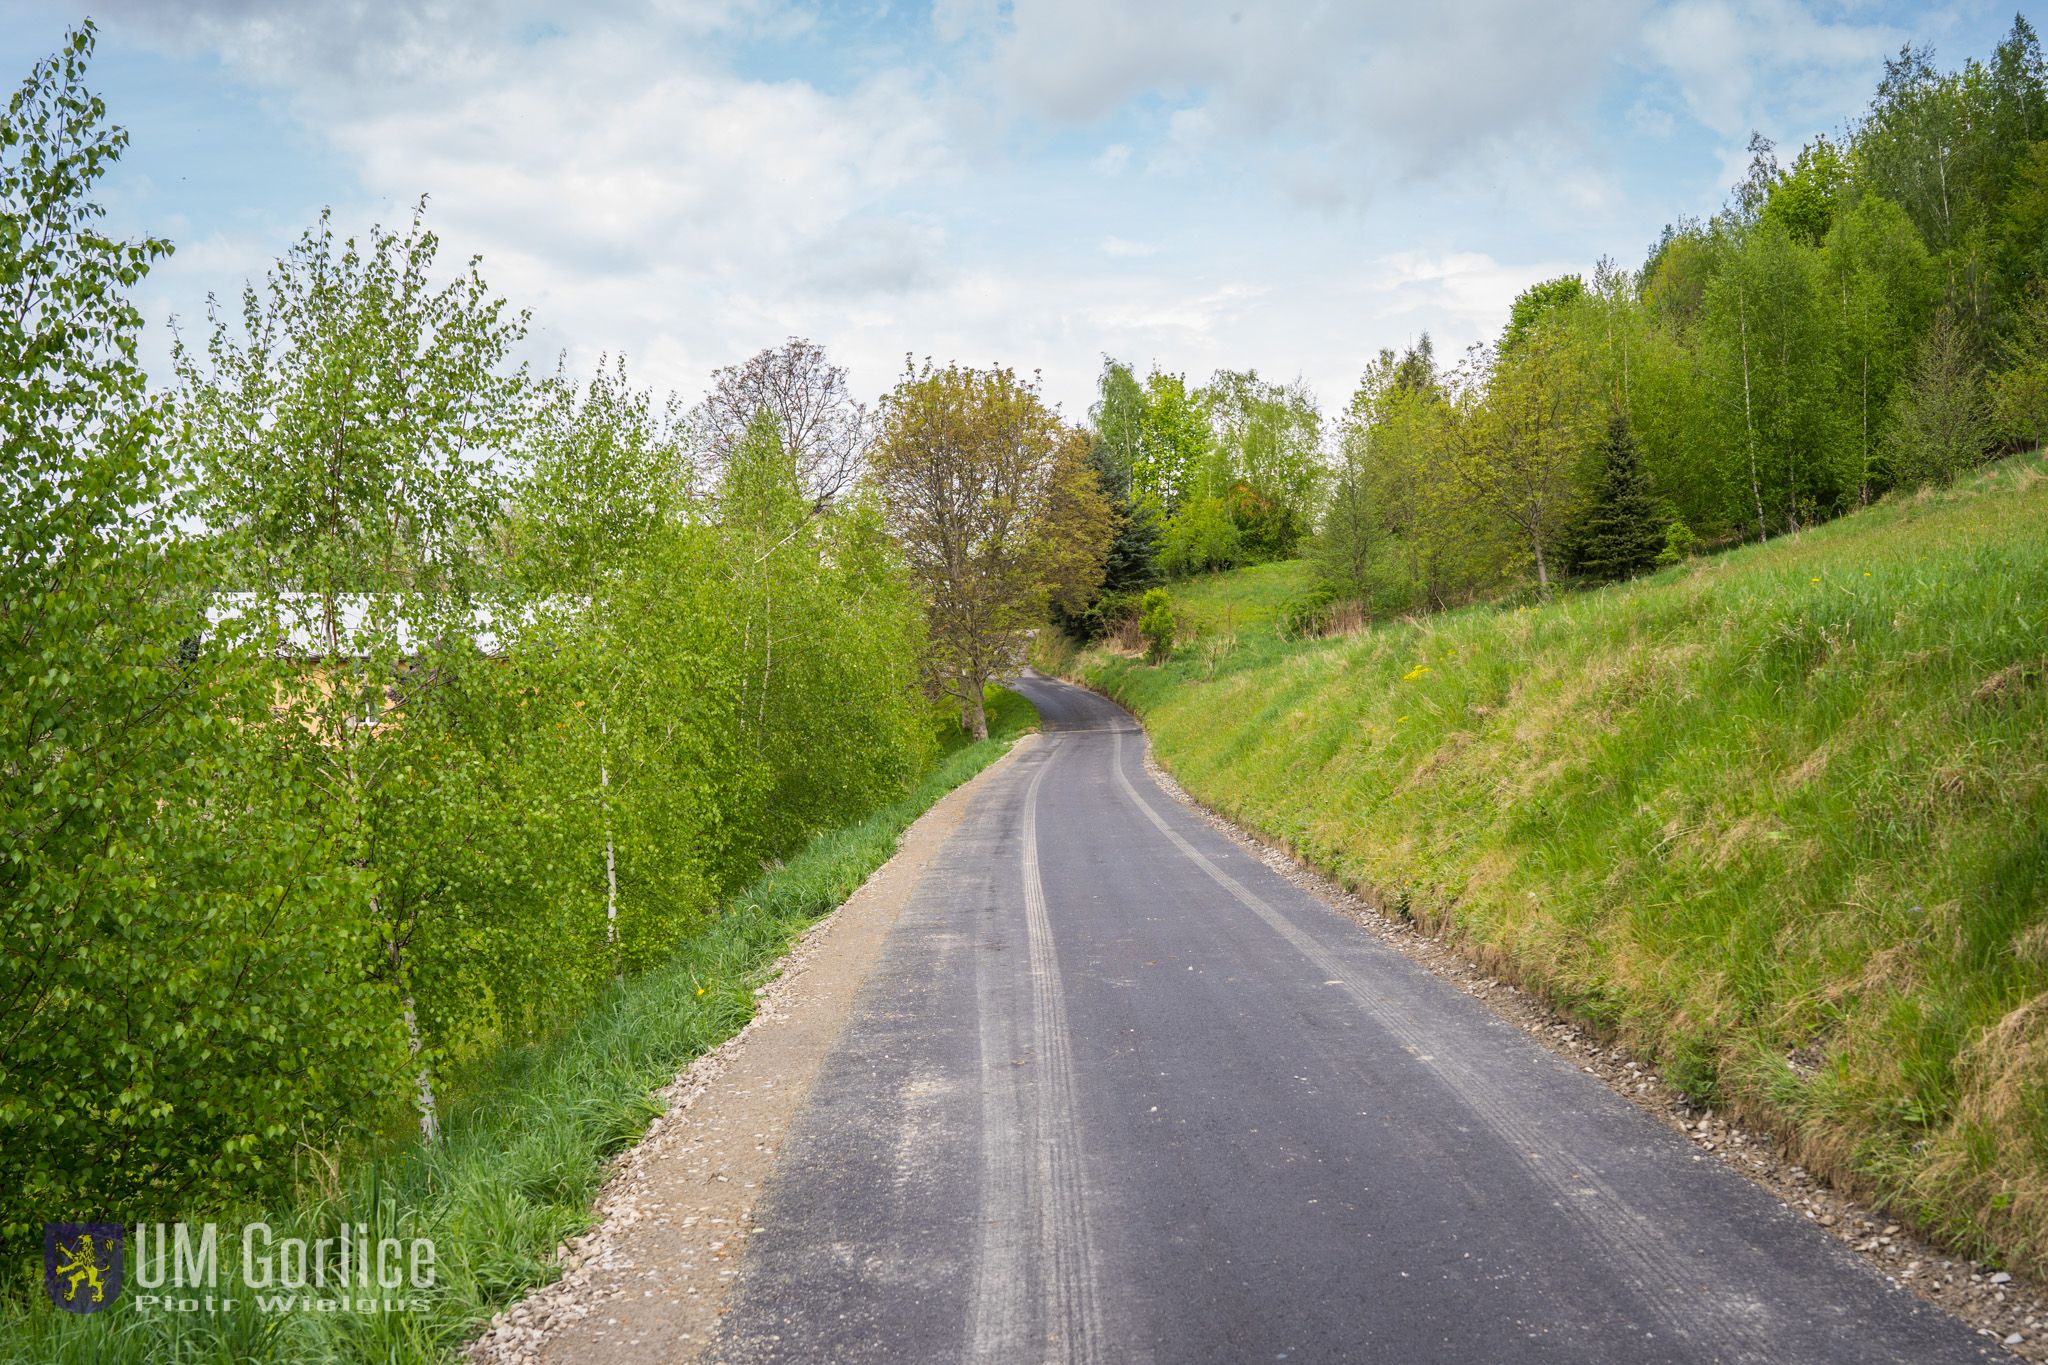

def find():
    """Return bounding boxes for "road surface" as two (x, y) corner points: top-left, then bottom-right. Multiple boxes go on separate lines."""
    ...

(710, 673), (1991, 1364)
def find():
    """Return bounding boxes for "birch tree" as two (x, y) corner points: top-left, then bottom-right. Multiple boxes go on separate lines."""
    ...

(1449, 334), (1594, 596)
(1, 26), (388, 1245)
(174, 203), (539, 1142)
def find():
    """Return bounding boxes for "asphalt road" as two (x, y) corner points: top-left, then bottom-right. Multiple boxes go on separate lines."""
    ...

(712, 673), (1993, 1364)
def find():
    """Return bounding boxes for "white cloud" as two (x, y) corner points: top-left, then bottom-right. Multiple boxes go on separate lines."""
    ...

(86, 0), (969, 402)
(41, 0), (1941, 425)
(1090, 142), (1132, 176)
(1098, 235), (1157, 258)
(1365, 250), (1580, 337)
(949, 0), (1651, 193)
(1628, 99), (1677, 140)
(1642, 0), (1901, 138)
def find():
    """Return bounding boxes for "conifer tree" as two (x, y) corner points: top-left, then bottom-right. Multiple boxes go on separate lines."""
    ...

(1577, 416), (1664, 582)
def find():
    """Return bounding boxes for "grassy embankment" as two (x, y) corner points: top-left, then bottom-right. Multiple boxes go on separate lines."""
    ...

(0, 689), (1036, 1365)
(1072, 457), (2048, 1274)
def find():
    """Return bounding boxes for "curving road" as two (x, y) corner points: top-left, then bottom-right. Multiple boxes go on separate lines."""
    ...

(710, 673), (1992, 1364)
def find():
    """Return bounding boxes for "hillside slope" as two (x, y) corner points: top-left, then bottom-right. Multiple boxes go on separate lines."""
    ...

(1077, 455), (2048, 1275)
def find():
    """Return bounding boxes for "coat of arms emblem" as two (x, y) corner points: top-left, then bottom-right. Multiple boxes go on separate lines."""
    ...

(44, 1223), (122, 1313)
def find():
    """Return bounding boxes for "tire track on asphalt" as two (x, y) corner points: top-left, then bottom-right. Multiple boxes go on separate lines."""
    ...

(968, 738), (1107, 1365)
(1106, 725), (1781, 1364)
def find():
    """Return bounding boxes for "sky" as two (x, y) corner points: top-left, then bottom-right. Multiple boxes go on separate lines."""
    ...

(0, 0), (2030, 420)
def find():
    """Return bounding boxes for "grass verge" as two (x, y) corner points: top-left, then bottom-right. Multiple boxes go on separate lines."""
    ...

(0, 687), (1036, 1364)
(1077, 457), (2048, 1276)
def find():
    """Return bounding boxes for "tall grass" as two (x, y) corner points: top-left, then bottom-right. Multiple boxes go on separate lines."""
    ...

(0, 689), (1037, 1364)
(1082, 457), (2048, 1275)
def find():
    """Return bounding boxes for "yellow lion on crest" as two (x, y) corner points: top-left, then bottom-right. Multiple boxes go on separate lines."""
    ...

(53, 1233), (107, 1306)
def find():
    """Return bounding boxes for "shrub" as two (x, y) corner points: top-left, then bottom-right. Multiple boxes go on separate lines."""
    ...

(1655, 518), (1699, 567)
(1278, 585), (1337, 640)
(1158, 496), (1242, 577)
(1138, 588), (1176, 662)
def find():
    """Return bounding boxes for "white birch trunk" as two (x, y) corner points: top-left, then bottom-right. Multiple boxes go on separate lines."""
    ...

(601, 715), (619, 976)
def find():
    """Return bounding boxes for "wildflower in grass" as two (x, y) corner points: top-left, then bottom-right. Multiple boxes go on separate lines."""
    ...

(1402, 665), (1431, 681)
(1810, 577), (1820, 583)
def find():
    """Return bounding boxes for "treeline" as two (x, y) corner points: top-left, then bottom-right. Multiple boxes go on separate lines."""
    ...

(2, 31), (938, 1265)
(1070, 17), (2048, 637)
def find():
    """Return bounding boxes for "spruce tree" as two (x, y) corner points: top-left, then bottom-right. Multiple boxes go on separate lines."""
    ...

(1578, 416), (1663, 581)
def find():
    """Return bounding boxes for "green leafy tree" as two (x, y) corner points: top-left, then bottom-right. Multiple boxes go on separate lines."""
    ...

(1315, 423), (1380, 602)
(1449, 333), (1594, 596)
(1885, 309), (1993, 486)
(1051, 435), (1161, 641)
(1502, 274), (1586, 354)
(177, 202), (533, 616)
(871, 362), (1112, 738)
(1992, 281), (2048, 450)
(1762, 136), (1848, 246)
(1157, 494), (1243, 577)
(176, 204), (540, 1141)
(0, 27), (390, 1252)
(1703, 219), (1840, 537)
(512, 354), (689, 592)
(1090, 357), (1145, 488)
(508, 356), (703, 983)
(1134, 367), (1213, 516)
(1998, 137), (2048, 293)
(716, 411), (930, 854)
(1822, 194), (1936, 502)
(1198, 368), (1324, 559)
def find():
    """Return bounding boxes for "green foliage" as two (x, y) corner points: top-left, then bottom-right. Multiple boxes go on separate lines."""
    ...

(0, 30), (949, 1302)
(0, 26), (392, 1258)
(1654, 518), (1699, 568)
(1050, 436), (1160, 642)
(1197, 369), (1323, 560)
(1761, 136), (1847, 247)
(1094, 361), (1324, 577)
(1137, 588), (1176, 663)
(1089, 359), (1214, 518)
(1884, 311), (1993, 487)
(872, 360), (1112, 739)
(1501, 274), (1585, 354)
(511, 355), (688, 591)
(1157, 494), (1243, 577)
(0, 692), (1036, 1362)
(1573, 417), (1663, 582)
(1313, 424), (1378, 602)
(1992, 282), (2048, 450)
(1311, 19), (2044, 608)
(1277, 585), (1337, 641)
(175, 203), (535, 600)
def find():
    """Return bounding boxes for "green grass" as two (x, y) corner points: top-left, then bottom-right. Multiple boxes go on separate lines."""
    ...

(1080, 457), (2048, 1275)
(0, 688), (1037, 1364)
(1164, 559), (1317, 641)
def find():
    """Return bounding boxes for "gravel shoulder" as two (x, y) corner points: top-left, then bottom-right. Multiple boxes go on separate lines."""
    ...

(467, 735), (1039, 1365)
